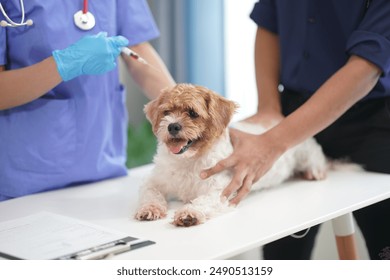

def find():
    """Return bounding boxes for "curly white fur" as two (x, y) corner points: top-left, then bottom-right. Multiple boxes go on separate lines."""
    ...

(135, 122), (327, 227)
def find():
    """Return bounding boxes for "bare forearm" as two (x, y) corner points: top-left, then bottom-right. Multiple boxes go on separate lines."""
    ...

(255, 27), (281, 115)
(0, 57), (62, 110)
(122, 42), (175, 100)
(268, 55), (382, 152)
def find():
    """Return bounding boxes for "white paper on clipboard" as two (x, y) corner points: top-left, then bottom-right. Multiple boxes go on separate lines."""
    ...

(0, 212), (153, 260)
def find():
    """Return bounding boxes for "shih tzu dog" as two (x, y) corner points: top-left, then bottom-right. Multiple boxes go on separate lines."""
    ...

(135, 84), (327, 227)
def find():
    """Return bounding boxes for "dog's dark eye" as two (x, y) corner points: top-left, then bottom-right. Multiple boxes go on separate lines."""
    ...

(188, 109), (199, 119)
(163, 110), (170, 116)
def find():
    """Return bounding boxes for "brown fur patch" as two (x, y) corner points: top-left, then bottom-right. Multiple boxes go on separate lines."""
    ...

(144, 84), (238, 157)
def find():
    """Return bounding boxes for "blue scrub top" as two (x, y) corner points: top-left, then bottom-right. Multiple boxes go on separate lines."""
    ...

(250, 0), (390, 99)
(0, 0), (159, 200)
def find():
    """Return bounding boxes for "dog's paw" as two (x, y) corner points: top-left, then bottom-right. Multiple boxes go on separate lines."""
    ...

(135, 204), (167, 221)
(302, 166), (327, 181)
(172, 207), (206, 227)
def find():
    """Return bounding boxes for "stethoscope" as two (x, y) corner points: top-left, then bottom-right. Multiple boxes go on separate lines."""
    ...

(0, 0), (95, 30)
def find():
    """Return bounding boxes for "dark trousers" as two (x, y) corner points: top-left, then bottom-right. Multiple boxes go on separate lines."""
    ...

(263, 89), (390, 260)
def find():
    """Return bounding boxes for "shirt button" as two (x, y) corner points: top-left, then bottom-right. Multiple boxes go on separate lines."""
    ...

(308, 17), (316, 23)
(303, 51), (310, 59)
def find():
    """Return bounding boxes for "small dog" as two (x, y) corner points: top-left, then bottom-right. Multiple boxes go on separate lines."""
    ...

(135, 84), (327, 227)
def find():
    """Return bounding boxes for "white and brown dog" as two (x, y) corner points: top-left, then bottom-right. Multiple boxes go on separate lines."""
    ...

(135, 84), (327, 227)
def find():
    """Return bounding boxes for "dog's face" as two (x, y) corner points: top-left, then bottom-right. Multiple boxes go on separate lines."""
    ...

(144, 84), (238, 158)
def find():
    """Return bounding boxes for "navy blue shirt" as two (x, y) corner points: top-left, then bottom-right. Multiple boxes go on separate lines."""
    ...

(250, 0), (390, 100)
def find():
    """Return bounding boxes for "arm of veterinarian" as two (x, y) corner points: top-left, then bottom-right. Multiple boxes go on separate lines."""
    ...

(0, 35), (174, 110)
(0, 33), (126, 110)
(121, 42), (175, 100)
(0, 58), (62, 110)
(201, 27), (381, 205)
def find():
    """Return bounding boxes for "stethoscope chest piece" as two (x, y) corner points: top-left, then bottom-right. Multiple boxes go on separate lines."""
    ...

(73, 10), (95, 31)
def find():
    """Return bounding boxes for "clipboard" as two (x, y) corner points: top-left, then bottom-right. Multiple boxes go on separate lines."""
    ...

(0, 212), (155, 260)
(58, 237), (155, 260)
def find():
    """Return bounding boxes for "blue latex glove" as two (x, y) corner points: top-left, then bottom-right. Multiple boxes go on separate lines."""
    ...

(52, 32), (129, 81)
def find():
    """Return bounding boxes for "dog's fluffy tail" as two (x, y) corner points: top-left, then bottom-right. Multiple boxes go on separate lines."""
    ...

(328, 159), (363, 172)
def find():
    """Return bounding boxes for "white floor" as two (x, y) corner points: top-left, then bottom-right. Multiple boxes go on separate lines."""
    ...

(230, 220), (369, 260)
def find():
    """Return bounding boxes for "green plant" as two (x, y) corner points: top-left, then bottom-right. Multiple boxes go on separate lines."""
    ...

(126, 120), (157, 168)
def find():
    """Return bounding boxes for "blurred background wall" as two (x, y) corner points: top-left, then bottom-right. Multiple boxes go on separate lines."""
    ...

(121, 0), (257, 127)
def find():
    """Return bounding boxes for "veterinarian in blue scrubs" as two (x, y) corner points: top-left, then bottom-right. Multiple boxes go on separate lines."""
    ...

(0, 0), (175, 201)
(202, 0), (390, 259)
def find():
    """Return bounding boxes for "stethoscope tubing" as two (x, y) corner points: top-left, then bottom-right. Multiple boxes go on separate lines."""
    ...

(0, 0), (90, 28)
(0, 0), (27, 27)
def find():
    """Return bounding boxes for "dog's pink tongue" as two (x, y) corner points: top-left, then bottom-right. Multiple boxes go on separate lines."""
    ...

(169, 144), (184, 154)
(169, 145), (183, 154)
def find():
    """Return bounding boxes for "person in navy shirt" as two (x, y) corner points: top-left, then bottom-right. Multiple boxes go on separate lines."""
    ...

(201, 0), (390, 259)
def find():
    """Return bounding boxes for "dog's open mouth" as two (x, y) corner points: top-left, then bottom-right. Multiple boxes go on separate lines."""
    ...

(167, 139), (195, 154)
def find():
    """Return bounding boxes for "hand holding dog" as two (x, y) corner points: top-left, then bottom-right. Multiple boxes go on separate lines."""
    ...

(201, 127), (286, 205)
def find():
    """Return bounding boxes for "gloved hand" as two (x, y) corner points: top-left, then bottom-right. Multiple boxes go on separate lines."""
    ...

(52, 32), (129, 81)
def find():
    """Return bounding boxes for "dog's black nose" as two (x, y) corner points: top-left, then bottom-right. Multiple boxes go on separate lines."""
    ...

(168, 123), (182, 136)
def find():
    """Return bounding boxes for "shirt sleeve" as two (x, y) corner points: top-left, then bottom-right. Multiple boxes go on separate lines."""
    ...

(249, 0), (278, 34)
(346, 0), (390, 76)
(0, 27), (6, 65)
(116, 0), (160, 46)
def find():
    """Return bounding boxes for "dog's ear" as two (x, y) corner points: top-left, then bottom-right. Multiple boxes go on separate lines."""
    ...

(144, 98), (158, 123)
(201, 87), (239, 130)
(144, 88), (169, 134)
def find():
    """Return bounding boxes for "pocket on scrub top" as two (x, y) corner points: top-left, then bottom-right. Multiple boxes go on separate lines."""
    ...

(111, 85), (129, 156)
(7, 98), (77, 174)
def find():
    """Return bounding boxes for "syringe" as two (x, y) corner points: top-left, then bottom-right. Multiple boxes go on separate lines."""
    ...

(121, 47), (161, 72)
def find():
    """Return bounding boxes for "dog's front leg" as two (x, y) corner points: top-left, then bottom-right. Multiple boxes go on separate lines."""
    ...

(135, 184), (168, 221)
(173, 192), (229, 227)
